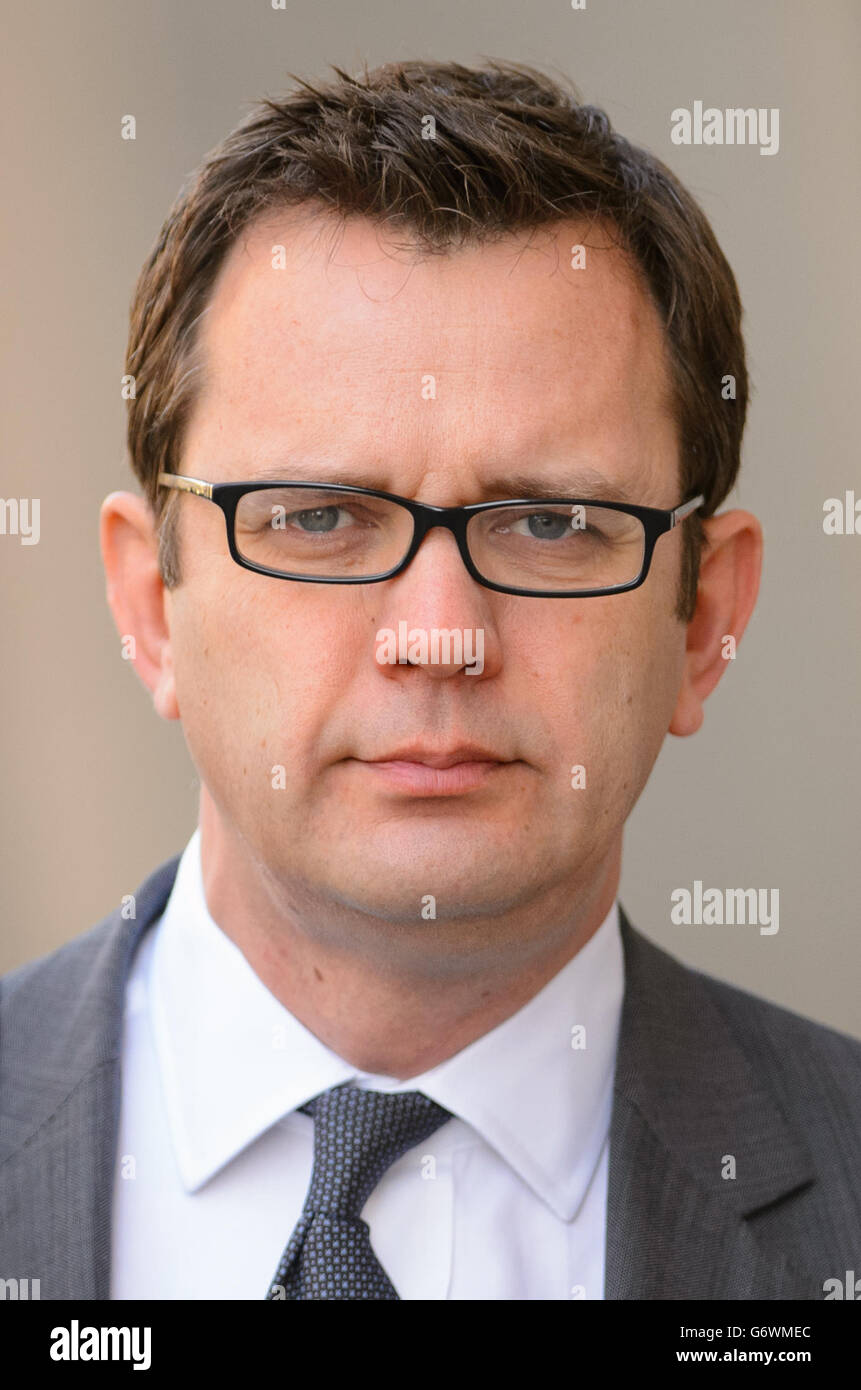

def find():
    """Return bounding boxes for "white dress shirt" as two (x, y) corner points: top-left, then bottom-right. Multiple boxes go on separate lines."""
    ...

(111, 828), (624, 1300)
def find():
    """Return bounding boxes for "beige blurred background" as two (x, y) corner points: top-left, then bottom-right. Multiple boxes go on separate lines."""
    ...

(1, 0), (859, 1037)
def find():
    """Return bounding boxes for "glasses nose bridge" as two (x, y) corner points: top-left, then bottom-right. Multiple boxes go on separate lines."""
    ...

(407, 500), (473, 572)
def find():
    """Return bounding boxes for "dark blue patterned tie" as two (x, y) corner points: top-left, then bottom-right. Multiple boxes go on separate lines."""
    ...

(265, 1081), (453, 1299)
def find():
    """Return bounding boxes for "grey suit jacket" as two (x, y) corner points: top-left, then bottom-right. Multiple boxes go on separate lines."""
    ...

(1, 852), (859, 1300)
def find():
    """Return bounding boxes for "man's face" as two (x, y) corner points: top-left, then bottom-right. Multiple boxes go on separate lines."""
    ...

(165, 211), (687, 937)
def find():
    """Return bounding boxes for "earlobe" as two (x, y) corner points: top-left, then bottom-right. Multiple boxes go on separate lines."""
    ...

(669, 680), (705, 737)
(670, 669), (703, 739)
(100, 491), (179, 719)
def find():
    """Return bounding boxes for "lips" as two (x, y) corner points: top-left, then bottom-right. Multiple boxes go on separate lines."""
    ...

(364, 745), (506, 770)
(344, 742), (518, 796)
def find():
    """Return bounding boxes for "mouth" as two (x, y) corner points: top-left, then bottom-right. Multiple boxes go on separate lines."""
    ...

(351, 745), (517, 797)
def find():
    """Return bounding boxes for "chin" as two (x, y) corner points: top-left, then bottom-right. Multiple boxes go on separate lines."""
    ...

(324, 853), (540, 924)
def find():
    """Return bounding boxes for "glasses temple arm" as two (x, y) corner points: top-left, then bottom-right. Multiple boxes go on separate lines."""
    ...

(156, 472), (213, 499)
(671, 493), (705, 526)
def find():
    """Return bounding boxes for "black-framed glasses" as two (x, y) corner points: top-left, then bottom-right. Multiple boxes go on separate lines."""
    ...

(157, 473), (704, 598)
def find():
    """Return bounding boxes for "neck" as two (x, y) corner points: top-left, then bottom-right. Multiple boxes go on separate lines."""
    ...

(197, 802), (621, 1080)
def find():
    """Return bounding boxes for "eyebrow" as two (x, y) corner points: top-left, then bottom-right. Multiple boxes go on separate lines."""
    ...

(472, 471), (640, 504)
(241, 462), (641, 504)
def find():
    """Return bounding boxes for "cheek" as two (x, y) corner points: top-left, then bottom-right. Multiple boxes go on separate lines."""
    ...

(171, 592), (265, 716)
(593, 609), (684, 800)
(168, 586), (360, 771)
(524, 603), (679, 796)
(169, 607), (265, 787)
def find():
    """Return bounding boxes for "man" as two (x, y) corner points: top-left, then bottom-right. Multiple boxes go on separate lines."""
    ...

(1, 59), (858, 1301)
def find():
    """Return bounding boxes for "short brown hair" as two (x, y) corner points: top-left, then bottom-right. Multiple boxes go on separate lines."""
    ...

(125, 58), (748, 619)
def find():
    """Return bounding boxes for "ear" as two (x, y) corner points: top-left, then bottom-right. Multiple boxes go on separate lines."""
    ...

(100, 491), (180, 720)
(669, 509), (763, 737)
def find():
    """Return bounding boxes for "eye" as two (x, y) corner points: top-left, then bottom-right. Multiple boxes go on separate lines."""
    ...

(514, 511), (572, 540)
(498, 510), (603, 542)
(284, 505), (352, 534)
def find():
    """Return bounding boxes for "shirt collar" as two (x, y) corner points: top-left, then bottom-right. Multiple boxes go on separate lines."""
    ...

(148, 828), (624, 1221)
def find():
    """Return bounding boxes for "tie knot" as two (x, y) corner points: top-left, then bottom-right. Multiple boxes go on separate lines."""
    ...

(299, 1082), (452, 1219)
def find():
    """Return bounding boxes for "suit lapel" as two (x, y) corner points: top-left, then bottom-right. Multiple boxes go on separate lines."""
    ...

(605, 909), (821, 1299)
(1, 1063), (122, 1298)
(0, 854), (180, 1299)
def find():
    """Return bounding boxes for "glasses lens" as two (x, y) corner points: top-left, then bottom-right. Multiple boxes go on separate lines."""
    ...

(233, 487), (414, 579)
(467, 503), (646, 592)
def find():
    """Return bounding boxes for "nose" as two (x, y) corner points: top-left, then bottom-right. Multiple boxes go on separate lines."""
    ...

(369, 524), (501, 681)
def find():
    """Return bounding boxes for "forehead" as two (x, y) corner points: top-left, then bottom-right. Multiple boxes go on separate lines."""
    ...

(187, 207), (677, 494)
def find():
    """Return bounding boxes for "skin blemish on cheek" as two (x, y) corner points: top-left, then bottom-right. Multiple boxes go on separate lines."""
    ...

(314, 967), (324, 982)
